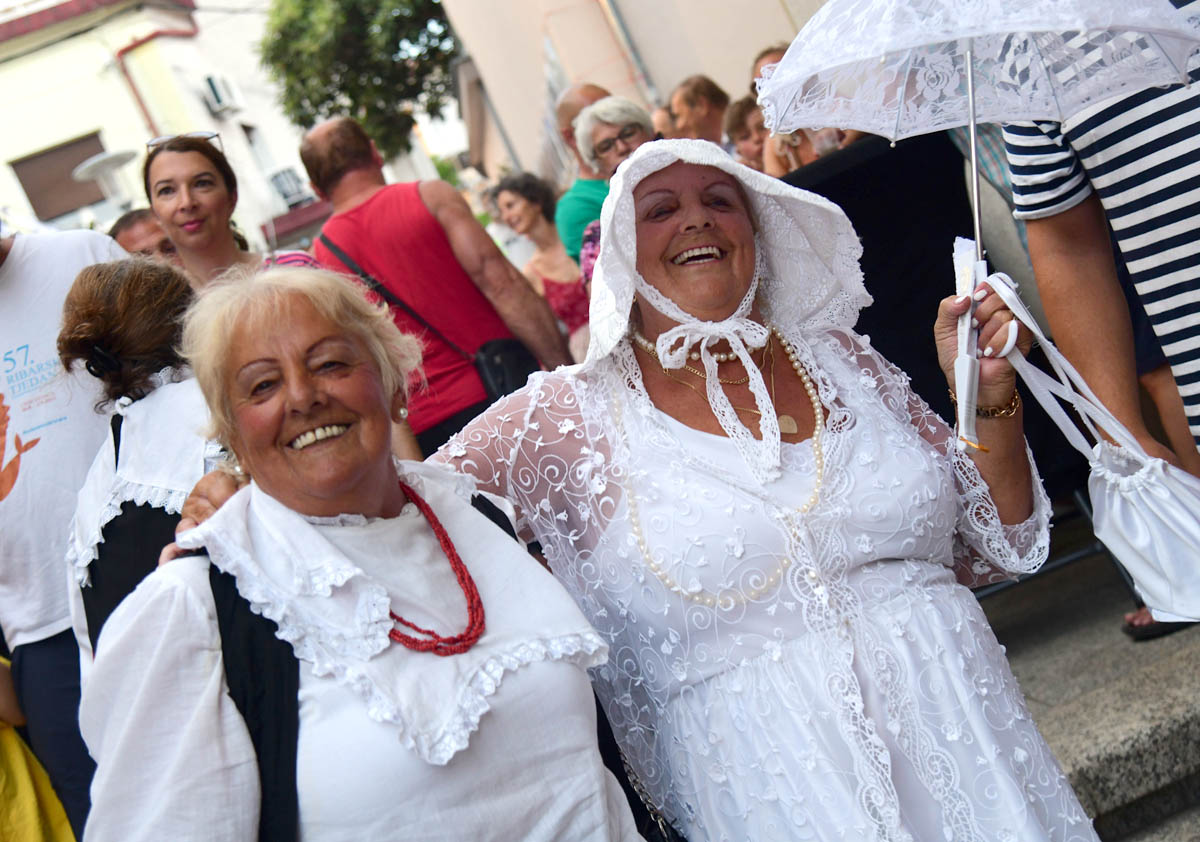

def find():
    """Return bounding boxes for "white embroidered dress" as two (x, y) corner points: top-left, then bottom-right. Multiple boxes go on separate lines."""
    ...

(435, 140), (1098, 842)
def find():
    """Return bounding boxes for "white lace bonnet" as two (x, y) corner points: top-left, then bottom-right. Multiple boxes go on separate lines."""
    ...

(582, 138), (871, 482)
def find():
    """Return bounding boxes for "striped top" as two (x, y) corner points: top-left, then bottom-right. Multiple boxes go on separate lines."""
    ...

(263, 249), (320, 269)
(1003, 8), (1200, 442)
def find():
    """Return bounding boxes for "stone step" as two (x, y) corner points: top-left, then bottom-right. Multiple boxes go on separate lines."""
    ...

(1118, 801), (1200, 841)
(980, 529), (1200, 840)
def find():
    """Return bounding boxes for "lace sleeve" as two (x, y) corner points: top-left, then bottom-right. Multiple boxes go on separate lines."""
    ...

(829, 329), (1050, 585)
(431, 371), (595, 545)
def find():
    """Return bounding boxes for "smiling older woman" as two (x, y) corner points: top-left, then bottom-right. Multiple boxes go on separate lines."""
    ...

(436, 141), (1100, 841)
(78, 267), (640, 841)
(573, 96), (658, 293)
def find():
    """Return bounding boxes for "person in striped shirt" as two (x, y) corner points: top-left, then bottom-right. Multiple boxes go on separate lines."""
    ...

(1003, 54), (1200, 458)
(1003, 10), (1200, 638)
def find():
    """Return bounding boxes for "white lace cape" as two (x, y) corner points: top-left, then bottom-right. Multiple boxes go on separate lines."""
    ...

(438, 324), (1057, 837)
(65, 375), (214, 587)
(175, 461), (607, 766)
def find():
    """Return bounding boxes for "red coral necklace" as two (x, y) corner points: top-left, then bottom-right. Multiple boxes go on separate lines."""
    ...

(389, 481), (485, 656)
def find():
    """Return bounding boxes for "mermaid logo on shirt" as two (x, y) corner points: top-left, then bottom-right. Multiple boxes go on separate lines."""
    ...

(0, 392), (39, 502)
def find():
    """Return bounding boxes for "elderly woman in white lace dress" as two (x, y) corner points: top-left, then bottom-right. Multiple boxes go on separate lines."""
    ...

(434, 140), (1099, 841)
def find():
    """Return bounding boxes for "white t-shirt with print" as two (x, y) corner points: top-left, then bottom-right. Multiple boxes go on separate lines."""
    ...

(0, 230), (126, 649)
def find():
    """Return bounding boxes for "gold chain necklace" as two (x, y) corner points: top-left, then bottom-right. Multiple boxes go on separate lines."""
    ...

(617, 325), (825, 610)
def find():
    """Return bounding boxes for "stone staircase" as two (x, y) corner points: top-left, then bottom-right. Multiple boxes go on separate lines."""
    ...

(979, 518), (1200, 841)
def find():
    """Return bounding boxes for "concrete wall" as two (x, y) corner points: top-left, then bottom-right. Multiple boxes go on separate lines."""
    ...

(0, 4), (165, 229)
(1, 0), (433, 246)
(443, 0), (643, 184)
(613, 0), (798, 106)
(442, 0), (819, 182)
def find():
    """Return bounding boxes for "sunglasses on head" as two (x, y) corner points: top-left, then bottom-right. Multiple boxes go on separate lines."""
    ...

(146, 131), (223, 152)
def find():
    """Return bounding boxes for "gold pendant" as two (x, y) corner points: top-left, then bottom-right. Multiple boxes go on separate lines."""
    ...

(777, 413), (799, 435)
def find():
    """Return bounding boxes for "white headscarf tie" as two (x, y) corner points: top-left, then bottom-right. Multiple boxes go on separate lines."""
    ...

(638, 243), (780, 480)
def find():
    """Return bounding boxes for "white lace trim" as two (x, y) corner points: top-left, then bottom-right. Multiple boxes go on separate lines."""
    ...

(212, 524), (606, 764)
(203, 524), (607, 763)
(952, 438), (1050, 579)
(69, 479), (189, 586)
(404, 632), (607, 764)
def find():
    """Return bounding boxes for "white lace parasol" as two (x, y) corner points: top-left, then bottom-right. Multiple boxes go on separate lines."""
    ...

(583, 138), (870, 483)
(756, 0), (1200, 141)
(756, 0), (1200, 449)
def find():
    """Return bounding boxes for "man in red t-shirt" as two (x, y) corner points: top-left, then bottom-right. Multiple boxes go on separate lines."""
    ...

(301, 117), (571, 454)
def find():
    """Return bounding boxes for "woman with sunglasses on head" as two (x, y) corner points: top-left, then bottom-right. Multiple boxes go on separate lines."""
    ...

(143, 132), (318, 286)
(493, 173), (590, 362)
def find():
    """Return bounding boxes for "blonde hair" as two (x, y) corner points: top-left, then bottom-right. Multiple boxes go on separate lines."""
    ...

(181, 265), (422, 450)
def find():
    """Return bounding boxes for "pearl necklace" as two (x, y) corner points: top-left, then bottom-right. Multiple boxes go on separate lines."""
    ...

(618, 325), (825, 610)
(630, 329), (750, 364)
(631, 330), (753, 384)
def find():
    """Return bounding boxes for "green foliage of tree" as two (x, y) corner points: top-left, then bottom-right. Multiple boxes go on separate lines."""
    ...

(260, 0), (457, 159)
(432, 155), (459, 187)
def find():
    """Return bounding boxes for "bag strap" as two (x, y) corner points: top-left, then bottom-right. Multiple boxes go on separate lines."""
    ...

(318, 232), (473, 362)
(985, 272), (1148, 459)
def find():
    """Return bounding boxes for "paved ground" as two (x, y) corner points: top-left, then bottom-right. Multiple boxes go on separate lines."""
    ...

(979, 511), (1200, 841)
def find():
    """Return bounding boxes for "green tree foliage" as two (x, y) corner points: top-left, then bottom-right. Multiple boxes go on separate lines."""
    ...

(432, 155), (459, 187)
(261, 0), (457, 159)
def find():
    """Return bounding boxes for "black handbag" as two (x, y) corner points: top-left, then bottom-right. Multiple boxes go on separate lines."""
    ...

(318, 233), (539, 401)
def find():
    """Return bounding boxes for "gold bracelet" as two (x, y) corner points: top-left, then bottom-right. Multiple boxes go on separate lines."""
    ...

(947, 388), (1021, 418)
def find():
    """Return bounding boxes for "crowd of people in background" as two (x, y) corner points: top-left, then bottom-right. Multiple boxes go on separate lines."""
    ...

(0, 30), (1198, 842)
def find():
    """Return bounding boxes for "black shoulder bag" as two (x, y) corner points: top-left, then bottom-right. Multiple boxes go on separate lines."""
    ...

(318, 232), (540, 401)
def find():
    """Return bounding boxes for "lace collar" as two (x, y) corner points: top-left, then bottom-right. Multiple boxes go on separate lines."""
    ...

(176, 461), (606, 765)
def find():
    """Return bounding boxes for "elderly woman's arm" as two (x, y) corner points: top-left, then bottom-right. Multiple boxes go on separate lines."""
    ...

(835, 284), (1048, 586)
(429, 373), (589, 548)
(934, 285), (1036, 523)
(80, 556), (259, 841)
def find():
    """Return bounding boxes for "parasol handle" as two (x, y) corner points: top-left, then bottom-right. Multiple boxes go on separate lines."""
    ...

(953, 240), (988, 450)
(965, 42), (983, 263)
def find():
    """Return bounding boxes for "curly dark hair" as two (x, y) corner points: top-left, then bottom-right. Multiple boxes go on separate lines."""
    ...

(493, 172), (558, 223)
(58, 257), (195, 410)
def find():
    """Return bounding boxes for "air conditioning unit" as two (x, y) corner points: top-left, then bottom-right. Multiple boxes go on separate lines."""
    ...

(202, 75), (240, 116)
(270, 167), (310, 208)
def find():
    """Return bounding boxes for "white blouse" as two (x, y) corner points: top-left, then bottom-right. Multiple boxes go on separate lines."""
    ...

(79, 462), (640, 841)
